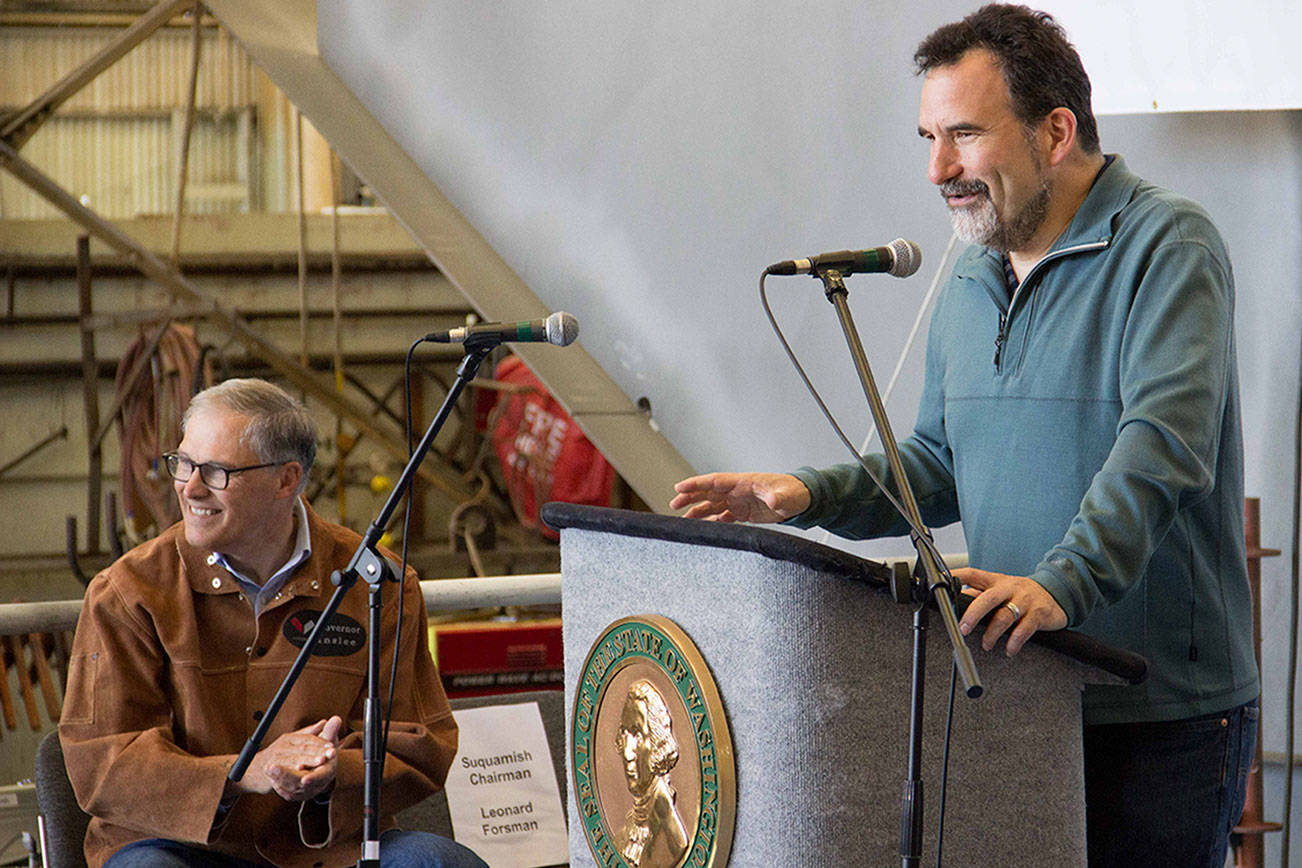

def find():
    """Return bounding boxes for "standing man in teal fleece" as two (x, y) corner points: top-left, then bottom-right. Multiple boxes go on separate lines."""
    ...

(671, 6), (1257, 867)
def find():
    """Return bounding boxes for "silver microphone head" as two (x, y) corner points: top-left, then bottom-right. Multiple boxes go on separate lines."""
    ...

(887, 238), (923, 278)
(545, 311), (580, 346)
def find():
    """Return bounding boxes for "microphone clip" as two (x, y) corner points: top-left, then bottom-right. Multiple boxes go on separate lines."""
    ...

(817, 267), (850, 300)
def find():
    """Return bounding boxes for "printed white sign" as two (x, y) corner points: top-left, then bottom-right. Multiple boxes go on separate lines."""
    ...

(444, 701), (569, 868)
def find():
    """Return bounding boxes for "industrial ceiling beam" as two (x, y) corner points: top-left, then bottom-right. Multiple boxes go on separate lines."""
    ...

(0, 138), (474, 504)
(0, 0), (196, 151)
(0, 213), (439, 269)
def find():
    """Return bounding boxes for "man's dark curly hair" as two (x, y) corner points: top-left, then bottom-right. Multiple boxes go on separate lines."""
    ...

(914, 4), (1101, 154)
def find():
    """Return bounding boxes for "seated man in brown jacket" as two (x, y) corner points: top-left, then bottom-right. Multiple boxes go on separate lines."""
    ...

(61, 378), (487, 868)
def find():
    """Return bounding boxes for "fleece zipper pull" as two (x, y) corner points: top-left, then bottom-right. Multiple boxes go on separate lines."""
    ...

(987, 239), (1110, 372)
(994, 311), (1007, 368)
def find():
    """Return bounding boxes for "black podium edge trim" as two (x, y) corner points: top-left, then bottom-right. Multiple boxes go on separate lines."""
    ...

(541, 501), (891, 586)
(540, 503), (1146, 686)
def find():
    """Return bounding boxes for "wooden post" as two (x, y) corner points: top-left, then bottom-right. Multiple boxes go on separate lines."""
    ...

(1233, 497), (1282, 866)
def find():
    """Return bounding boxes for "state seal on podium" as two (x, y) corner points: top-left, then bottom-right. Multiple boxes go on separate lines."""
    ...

(571, 615), (736, 868)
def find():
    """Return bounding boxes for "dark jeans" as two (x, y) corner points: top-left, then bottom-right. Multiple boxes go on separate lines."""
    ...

(103, 829), (488, 868)
(1084, 699), (1258, 868)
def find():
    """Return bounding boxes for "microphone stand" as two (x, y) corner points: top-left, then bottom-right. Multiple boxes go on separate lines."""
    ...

(815, 268), (981, 868)
(229, 340), (496, 867)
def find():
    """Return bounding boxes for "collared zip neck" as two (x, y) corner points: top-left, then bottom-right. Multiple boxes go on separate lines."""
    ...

(993, 239), (1110, 371)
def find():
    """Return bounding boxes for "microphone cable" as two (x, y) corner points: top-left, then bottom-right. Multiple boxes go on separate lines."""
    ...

(759, 258), (967, 868)
(377, 335), (426, 774)
(817, 232), (958, 547)
(936, 662), (959, 868)
(758, 271), (955, 596)
(1281, 317), (1302, 868)
(853, 237), (957, 466)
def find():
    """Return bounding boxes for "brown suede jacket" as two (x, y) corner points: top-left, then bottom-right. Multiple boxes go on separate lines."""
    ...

(59, 505), (458, 868)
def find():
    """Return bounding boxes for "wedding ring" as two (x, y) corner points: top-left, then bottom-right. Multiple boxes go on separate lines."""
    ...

(1004, 601), (1023, 621)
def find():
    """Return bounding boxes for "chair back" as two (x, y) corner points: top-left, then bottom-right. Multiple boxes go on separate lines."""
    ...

(34, 731), (90, 868)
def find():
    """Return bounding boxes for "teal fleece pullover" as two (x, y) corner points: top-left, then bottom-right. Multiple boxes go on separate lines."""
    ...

(788, 156), (1258, 724)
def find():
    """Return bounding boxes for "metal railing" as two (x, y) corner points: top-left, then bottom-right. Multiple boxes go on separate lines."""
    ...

(0, 573), (566, 637)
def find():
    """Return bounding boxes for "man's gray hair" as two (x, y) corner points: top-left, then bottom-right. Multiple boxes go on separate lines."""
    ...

(183, 378), (317, 491)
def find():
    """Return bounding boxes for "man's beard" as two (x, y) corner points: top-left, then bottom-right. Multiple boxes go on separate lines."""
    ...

(941, 176), (1050, 254)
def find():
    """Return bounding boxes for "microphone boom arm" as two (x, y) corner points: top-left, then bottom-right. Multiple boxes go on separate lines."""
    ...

(817, 268), (979, 691)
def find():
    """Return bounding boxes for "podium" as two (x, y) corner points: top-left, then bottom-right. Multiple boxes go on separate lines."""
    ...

(543, 503), (1146, 867)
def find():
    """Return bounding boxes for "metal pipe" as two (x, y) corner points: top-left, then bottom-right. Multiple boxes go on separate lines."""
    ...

(170, 3), (203, 268)
(89, 319), (174, 454)
(0, 0), (197, 150)
(331, 153), (344, 390)
(0, 351), (472, 380)
(331, 150), (346, 521)
(421, 574), (560, 611)
(106, 491), (125, 560)
(0, 426), (68, 479)
(64, 516), (92, 586)
(0, 574), (565, 637)
(77, 235), (102, 554)
(10, 305), (472, 331)
(0, 601), (82, 636)
(294, 107), (309, 368)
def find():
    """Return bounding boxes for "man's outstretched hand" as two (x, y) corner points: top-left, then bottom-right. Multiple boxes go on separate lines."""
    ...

(670, 472), (811, 524)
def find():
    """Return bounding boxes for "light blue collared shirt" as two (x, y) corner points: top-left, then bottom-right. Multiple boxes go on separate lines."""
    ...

(213, 497), (312, 616)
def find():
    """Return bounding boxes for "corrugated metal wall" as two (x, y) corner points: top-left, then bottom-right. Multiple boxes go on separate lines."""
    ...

(1, 24), (253, 109)
(0, 23), (264, 218)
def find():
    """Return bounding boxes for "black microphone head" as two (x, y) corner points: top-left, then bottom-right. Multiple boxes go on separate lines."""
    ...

(545, 311), (579, 346)
(887, 238), (922, 278)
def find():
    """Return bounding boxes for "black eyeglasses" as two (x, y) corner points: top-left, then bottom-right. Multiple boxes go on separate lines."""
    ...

(162, 452), (282, 491)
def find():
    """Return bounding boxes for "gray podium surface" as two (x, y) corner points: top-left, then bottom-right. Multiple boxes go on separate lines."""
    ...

(545, 503), (1144, 868)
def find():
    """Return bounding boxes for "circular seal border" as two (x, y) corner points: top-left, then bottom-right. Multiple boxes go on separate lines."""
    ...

(571, 614), (737, 868)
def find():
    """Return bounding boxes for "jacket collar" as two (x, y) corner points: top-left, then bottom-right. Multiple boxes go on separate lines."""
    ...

(176, 501), (343, 599)
(1059, 153), (1140, 248)
(954, 154), (1141, 282)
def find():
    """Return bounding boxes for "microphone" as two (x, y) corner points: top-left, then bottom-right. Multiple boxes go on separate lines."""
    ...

(426, 311), (579, 347)
(767, 238), (922, 278)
